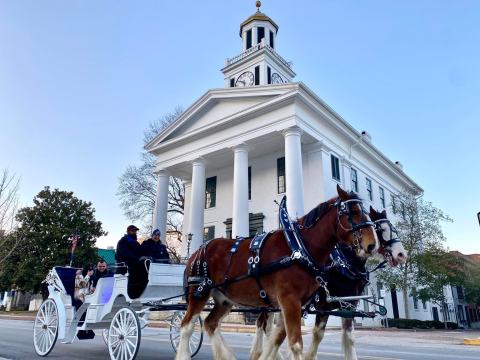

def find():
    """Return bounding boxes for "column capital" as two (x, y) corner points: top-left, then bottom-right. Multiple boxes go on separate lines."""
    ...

(154, 168), (170, 177)
(191, 157), (205, 166)
(281, 126), (303, 138)
(232, 143), (249, 153)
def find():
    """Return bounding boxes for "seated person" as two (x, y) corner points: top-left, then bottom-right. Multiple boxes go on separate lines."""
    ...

(73, 266), (93, 309)
(116, 225), (149, 299)
(90, 260), (113, 292)
(141, 229), (170, 262)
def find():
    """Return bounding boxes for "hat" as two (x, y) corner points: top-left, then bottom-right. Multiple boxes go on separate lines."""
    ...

(127, 225), (139, 232)
(152, 229), (161, 236)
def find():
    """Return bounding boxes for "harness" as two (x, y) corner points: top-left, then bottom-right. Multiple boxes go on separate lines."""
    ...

(187, 195), (376, 306)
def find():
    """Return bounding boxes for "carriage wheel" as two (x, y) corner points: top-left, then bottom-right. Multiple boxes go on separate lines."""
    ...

(108, 307), (141, 360)
(33, 299), (59, 356)
(169, 311), (203, 358)
(102, 328), (109, 346)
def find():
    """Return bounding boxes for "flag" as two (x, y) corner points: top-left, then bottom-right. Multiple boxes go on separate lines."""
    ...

(68, 234), (79, 265)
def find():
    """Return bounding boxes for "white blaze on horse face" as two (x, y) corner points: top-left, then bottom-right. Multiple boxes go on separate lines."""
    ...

(380, 222), (407, 264)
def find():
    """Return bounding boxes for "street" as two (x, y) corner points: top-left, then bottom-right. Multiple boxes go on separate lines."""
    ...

(0, 319), (479, 359)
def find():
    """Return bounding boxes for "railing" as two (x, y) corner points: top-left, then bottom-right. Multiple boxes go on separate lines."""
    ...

(225, 41), (293, 70)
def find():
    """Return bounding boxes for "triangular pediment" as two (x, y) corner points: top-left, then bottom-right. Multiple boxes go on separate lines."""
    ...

(145, 85), (296, 151)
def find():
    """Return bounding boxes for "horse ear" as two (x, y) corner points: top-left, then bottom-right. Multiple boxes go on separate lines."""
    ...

(336, 184), (349, 201)
(369, 206), (378, 220)
(381, 209), (387, 217)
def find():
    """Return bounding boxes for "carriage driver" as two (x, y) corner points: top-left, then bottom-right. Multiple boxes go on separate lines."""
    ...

(115, 225), (149, 298)
(141, 229), (170, 262)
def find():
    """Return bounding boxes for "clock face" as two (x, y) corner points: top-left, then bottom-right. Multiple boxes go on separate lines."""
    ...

(235, 71), (255, 87)
(271, 73), (285, 84)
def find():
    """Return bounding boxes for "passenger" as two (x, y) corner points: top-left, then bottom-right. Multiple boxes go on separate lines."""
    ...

(90, 260), (113, 292)
(73, 266), (93, 308)
(141, 229), (170, 262)
(115, 225), (149, 299)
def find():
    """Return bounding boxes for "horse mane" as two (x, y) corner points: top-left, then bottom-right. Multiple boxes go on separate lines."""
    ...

(301, 191), (361, 229)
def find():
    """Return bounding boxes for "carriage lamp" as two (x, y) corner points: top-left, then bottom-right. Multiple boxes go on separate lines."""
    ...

(187, 233), (193, 258)
(477, 212), (480, 227)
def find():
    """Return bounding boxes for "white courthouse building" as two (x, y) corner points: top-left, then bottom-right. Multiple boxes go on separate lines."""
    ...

(146, 4), (427, 326)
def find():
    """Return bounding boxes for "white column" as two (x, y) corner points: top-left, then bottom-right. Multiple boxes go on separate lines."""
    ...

(283, 127), (305, 219)
(181, 181), (192, 257)
(152, 169), (170, 243)
(232, 144), (249, 238)
(188, 158), (206, 252)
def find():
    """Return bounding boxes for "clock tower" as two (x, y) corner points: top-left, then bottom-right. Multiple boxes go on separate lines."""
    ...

(222, 1), (296, 88)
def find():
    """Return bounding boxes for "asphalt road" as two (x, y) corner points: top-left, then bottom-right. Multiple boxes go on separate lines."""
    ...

(0, 319), (479, 359)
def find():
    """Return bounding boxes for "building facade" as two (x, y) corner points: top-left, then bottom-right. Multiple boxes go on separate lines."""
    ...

(146, 4), (425, 326)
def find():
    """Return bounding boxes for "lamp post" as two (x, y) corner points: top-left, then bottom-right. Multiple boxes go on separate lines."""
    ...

(187, 233), (193, 258)
(477, 212), (480, 227)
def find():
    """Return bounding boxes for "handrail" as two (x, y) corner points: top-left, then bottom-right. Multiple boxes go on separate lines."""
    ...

(225, 42), (293, 70)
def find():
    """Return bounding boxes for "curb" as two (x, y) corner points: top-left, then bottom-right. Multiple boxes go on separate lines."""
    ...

(464, 338), (480, 345)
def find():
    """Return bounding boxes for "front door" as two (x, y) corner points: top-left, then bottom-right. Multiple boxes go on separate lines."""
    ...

(432, 307), (439, 321)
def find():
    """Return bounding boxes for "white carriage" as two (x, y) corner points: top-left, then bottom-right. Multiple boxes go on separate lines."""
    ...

(33, 263), (203, 360)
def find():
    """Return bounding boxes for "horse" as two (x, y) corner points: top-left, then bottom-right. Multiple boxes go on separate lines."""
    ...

(251, 207), (407, 360)
(175, 185), (379, 360)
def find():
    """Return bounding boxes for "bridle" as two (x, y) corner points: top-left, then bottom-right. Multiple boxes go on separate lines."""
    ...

(332, 198), (376, 251)
(373, 218), (401, 251)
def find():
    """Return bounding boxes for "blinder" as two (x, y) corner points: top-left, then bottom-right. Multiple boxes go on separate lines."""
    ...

(334, 198), (375, 233)
(374, 219), (401, 248)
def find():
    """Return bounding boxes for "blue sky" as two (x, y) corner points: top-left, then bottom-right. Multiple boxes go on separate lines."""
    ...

(0, 0), (479, 253)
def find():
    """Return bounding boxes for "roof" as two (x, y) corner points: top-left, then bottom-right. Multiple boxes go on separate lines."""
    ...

(240, 11), (279, 36)
(451, 251), (480, 266)
(97, 248), (116, 265)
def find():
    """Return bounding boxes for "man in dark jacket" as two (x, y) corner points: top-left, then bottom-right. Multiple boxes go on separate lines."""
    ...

(91, 260), (113, 292)
(141, 229), (170, 262)
(115, 225), (148, 298)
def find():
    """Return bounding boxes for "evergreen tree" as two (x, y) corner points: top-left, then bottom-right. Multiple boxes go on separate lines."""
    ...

(0, 187), (106, 292)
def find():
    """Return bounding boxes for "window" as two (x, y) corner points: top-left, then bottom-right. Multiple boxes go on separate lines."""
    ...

(246, 29), (252, 49)
(391, 195), (397, 214)
(412, 288), (418, 310)
(257, 26), (265, 44)
(267, 66), (271, 84)
(277, 157), (285, 193)
(366, 178), (373, 201)
(351, 168), (358, 192)
(230, 78), (235, 87)
(379, 187), (385, 208)
(203, 226), (215, 242)
(254, 66), (260, 85)
(331, 154), (340, 181)
(457, 286), (464, 300)
(269, 30), (274, 48)
(205, 176), (217, 208)
(423, 301), (427, 310)
(248, 166), (252, 200)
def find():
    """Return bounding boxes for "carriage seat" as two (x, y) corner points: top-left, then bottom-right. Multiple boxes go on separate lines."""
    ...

(84, 277), (115, 305)
(53, 266), (80, 298)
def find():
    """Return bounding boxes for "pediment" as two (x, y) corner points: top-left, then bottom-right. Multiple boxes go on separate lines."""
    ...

(145, 85), (295, 151)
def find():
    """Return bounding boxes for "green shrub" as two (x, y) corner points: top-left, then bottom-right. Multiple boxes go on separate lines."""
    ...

(387, 318), (458, 329)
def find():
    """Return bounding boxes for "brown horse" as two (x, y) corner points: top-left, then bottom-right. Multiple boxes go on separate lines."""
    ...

(251, 207), (407, 360)
(175, 185), (378, 360)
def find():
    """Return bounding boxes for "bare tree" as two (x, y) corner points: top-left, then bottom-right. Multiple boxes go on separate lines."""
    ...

(0, 169), (20, 267)
(117, 107), (185, 257)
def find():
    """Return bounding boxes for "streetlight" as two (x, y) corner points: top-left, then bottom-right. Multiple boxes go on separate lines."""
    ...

(477, 212), (480, 227)
(187, 233), (193, 258)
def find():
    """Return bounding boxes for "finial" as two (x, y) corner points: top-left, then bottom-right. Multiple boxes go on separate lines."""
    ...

(256, 0), (262, 12)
